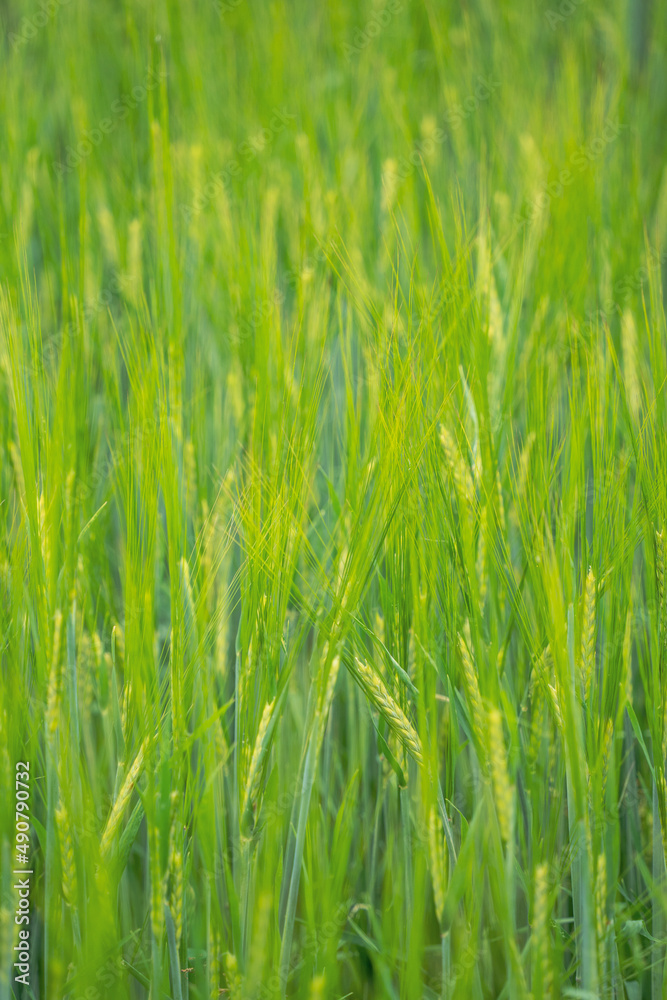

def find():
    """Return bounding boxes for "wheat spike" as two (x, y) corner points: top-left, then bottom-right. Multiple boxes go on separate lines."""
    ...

(45, 610), (63, 738)
(124, 218), (143, 304)
(488, 708), (513, 844)
(321, 653), (341, 719)
(184, 440), (197, 515)
(547, 683), (564, 732)
(533, 862), (552, 999)
(581, 567), (596, 704)
(621, 308), (640, 419)
(496, 467), (506, 536)
(354, 656), (422, 764)
(121, 680), (132, 743)
(439, 425), (475, 510)
(600, 719), (614, 796)
(531, 646), (552, 696)
(316, 653), (341, 759)
(240, 698), (275, 824)
(9, 441), (25, 501)
(224, 952), (243, 999)
(56, 801), (77, 906)
(457, 631), (487, 766)
(529, 678), (546, 770)
(167, 791), (184, 950)
(309, 973), (326, 1000)
(97, 205), (119, 267)
(149, 817), (163, 941)
(622, 608), (633, 711)
(595, 851), (607, 982)
(100, 738), (148, 860)
(172, 848), (183, 949)
(38, 491), (51, 585)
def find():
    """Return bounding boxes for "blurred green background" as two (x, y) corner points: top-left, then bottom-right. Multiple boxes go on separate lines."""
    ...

(2, 1), (667, 998)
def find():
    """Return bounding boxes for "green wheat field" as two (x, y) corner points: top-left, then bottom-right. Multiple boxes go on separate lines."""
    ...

(1, 0), (667, 997)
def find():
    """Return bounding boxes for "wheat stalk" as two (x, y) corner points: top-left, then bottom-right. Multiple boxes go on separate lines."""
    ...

(658, 529), (666, 664)
(428, 805), (447, 925)
(149, 815), (163, 942)
(477, 504), (488, 608)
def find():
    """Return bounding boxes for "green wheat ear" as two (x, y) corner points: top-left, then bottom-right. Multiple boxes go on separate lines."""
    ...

(354, 656), (423, 764)
(100, 738), (148, 861)
(427, 804), (447, 925)
(55, 801), (77, 907)
(439, 424), (475, 512)
(240, 697), (275, 835)
(45, 610), (63, 738)
(315, 652), (341, 759)
(167, 790), (184, 950)
(532, 863), (553, 1000)
(581, 567), (597, 706)
(595, 851), (608, 982)
(457, 630), (487, 767)
(487, 708), (513, 844)
(621, 308), (640, 419)
(223, 952), (243, 999)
